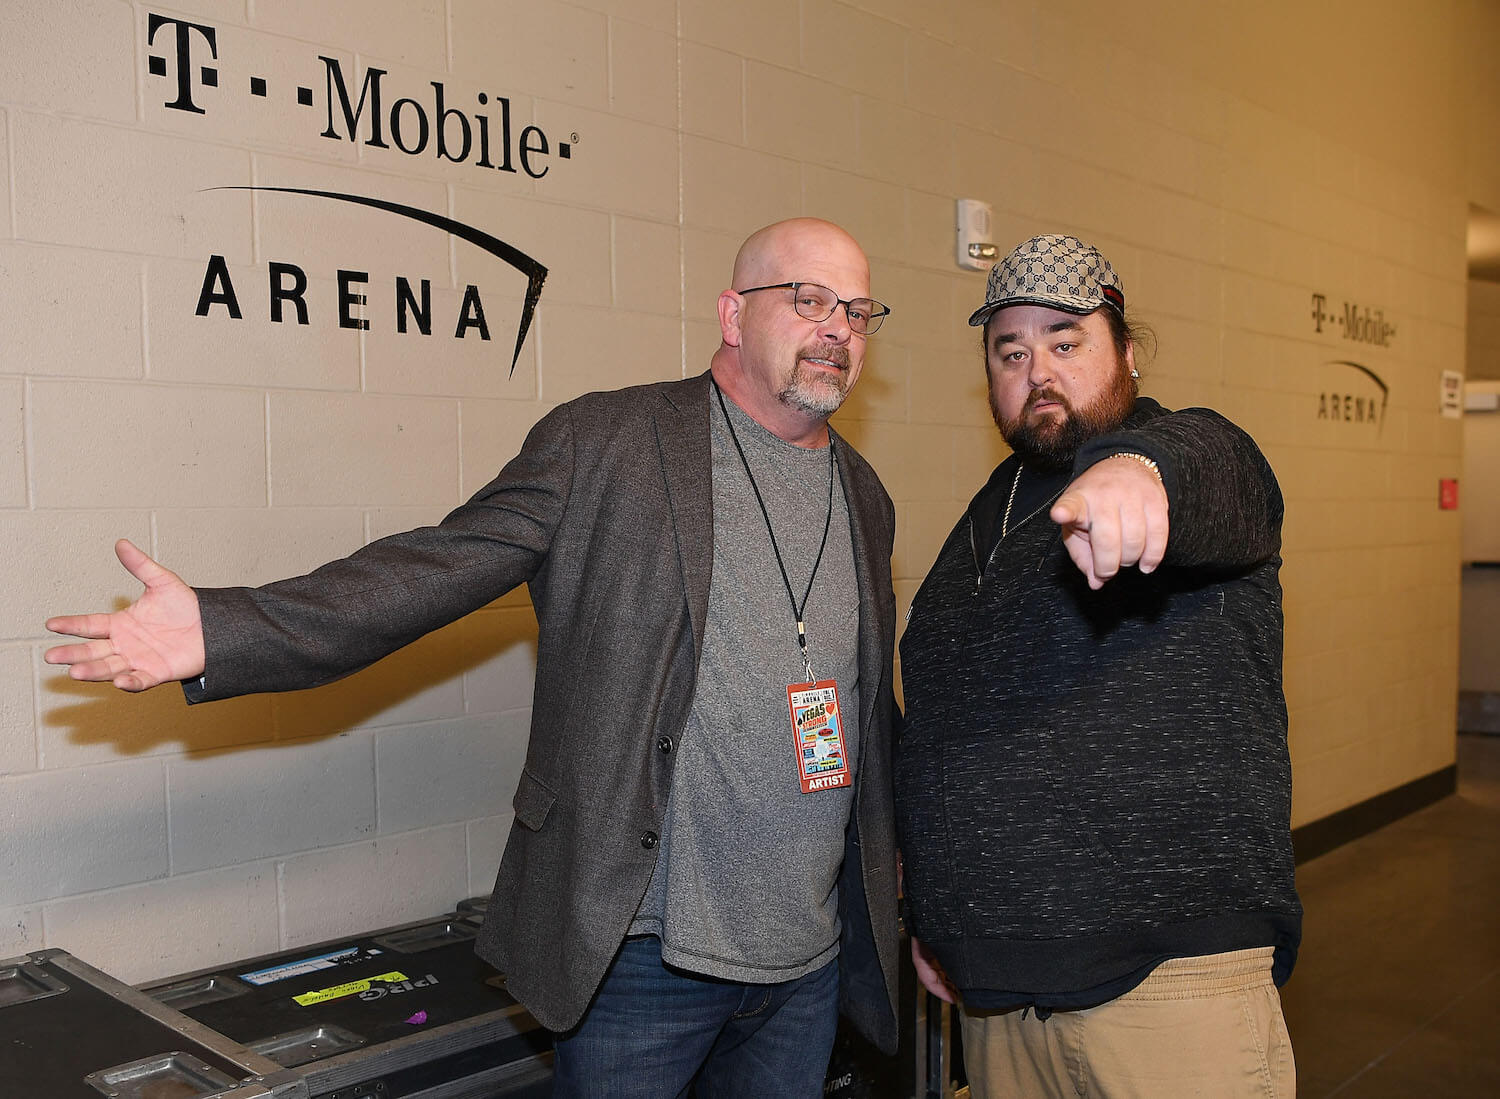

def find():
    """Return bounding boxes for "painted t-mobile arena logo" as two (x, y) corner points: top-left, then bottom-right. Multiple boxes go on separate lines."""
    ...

(1309, 292), (1392, 433)
(146, 13), (574, 177)
(195, 188), (547, 374)
(147, 13), (566, 372)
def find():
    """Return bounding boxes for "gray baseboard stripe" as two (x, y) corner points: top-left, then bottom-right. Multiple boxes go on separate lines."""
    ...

(1292, 764), (1458, 864)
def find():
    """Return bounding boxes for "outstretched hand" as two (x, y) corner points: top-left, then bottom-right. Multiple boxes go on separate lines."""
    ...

(1050, 456), (1169, 589)
(44, 539), (205, 692)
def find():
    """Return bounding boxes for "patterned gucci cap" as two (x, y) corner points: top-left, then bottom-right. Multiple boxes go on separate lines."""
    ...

(967, 234), (1125, 327)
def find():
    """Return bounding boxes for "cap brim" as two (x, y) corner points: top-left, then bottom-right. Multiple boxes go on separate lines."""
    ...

(967, 294), (1107, 327)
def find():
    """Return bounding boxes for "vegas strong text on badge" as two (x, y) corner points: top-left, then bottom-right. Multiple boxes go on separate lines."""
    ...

(788, 680), (851, 793)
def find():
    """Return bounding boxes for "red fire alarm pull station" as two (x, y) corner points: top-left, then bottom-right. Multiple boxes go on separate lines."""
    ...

(1439, 479), (1459, 510)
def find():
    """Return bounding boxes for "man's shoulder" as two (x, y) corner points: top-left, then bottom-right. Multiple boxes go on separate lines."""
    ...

(517, 374), (707, 454)
(559, 372), (709, 423)
(1127, 396), (1248, 434)
(1125, 395), (1172, 424)
(1120, 397), (1265, 456)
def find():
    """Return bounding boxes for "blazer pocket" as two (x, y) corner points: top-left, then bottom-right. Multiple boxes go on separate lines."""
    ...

(512, 768), (558, 832)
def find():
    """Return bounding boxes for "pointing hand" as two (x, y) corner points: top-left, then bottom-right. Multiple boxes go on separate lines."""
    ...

(1050, 456), (1169, 589)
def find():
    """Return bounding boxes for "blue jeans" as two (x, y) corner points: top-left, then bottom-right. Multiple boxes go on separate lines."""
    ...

(551, 936), (841, 1098)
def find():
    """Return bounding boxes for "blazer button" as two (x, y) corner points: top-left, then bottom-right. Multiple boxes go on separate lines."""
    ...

(640, 831), (659, 850)
(657, 736), (673, 754)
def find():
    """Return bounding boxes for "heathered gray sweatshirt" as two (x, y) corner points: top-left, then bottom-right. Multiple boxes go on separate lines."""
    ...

(895, 399), (1301, 1006)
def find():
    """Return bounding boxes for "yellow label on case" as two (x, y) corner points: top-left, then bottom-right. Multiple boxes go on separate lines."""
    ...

(293, 970), (409, 1006)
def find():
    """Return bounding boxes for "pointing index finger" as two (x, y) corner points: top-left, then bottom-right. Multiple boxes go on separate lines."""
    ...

(1051, 491), (1090, 530)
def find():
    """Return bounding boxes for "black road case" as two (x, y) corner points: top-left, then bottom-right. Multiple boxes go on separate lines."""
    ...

(1, 948), (304, 1098)
(139, 915), (551, 1098)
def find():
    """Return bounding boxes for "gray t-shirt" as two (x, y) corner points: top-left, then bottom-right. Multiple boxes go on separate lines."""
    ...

(628, 391), (861, 982)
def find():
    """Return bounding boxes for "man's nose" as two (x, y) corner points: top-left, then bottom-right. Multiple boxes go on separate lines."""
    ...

(1026, 352), (1055, 386)
(817, 303), (853, 343)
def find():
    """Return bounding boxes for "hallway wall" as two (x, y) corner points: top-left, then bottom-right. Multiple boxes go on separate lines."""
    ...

(2, 0), (1494, 981)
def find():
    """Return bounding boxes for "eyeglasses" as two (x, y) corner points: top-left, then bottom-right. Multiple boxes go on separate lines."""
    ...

(737, 282), (890, 335)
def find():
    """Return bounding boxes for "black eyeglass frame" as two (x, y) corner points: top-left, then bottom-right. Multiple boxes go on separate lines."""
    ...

(736, 282), (891, 335)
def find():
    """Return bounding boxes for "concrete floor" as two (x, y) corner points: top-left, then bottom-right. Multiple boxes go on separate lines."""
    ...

(1280, 733), (1500, 1097)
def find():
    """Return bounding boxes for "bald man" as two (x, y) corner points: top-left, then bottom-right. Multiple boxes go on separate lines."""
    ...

(47, 218), (901, 1097)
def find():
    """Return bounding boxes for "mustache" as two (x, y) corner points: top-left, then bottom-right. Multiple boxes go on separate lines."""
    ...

(1024, 387), (1070, 413)
(800, 343), (851, 369)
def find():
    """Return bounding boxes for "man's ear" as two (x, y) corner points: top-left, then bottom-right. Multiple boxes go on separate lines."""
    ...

(718, 289), (743, 348)
(1125, 339), (1139, 379)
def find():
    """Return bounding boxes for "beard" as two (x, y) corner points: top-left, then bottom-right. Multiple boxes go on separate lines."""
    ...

(992, 358), (1137, 471)
(778, 342), (853, 416)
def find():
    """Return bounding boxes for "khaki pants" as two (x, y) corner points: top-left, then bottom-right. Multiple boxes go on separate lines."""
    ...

(959, 948), (1295, 1099)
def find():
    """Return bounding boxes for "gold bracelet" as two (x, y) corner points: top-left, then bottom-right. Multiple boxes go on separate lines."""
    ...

(1110, 452), (1162, 482)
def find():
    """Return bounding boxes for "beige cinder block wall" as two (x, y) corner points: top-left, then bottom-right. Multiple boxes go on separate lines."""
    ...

(2, 0), (1495, 982)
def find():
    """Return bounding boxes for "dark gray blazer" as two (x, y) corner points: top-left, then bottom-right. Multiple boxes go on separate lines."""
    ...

(189, 371), (901, 1051)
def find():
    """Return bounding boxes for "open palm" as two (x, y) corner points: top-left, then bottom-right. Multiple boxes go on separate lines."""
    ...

(45, 539), (206, 692)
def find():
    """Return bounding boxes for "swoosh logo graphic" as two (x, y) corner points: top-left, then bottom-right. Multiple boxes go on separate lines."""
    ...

(1323, 359), (1389, 435)
(210, 186), (547, 374)
(1326, 360), (1389, 398)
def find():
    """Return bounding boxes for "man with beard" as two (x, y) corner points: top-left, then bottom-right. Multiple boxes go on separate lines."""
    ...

(895, 235), (1301, 1098)
(45, 218), (903, 1098)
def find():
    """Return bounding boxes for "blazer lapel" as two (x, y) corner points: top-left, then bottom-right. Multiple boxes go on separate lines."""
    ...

(654, 372), (714, 661)
(833, 431), (890, 764)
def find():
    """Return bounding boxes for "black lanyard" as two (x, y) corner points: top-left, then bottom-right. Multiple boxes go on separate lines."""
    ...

(713, 379), (838, 683)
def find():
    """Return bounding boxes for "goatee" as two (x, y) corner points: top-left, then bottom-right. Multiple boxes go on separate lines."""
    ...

(779, 342), (852, 416)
